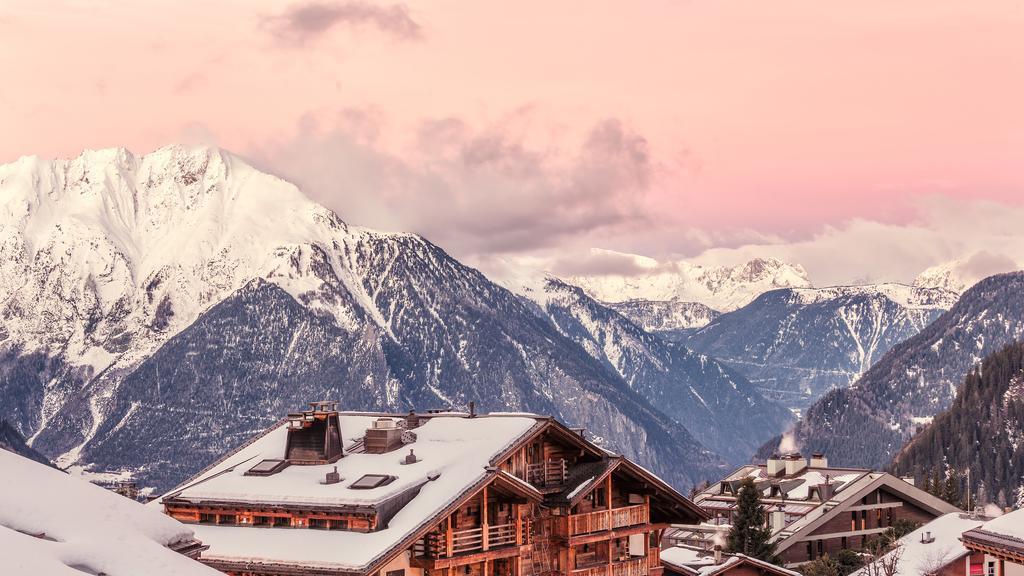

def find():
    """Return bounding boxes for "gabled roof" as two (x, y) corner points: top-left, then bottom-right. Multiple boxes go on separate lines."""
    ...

(771, 474), (961, 553)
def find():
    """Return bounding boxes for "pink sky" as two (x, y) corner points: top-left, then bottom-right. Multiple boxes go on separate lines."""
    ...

(2, 1), (1023, 284)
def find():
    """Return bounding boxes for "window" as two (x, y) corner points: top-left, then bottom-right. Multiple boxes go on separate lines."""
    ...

(350, 474), (396, 489)
(309, 518), (328, 530)
(886, 508), (893, 527)
(850, 511), (856, 531)
(274, 516), (290, 527)
(841, 536), (848, 549)
(331, 519), (350, 530)
(387, 571), (405, 576)
(806, 542), (814, 560)
(817, 540), (824, 557)
(217, 514), (236, 525)
(254, 515), (271, 526)
(860, 510), (867, 530)
(199, 513), (216, 524)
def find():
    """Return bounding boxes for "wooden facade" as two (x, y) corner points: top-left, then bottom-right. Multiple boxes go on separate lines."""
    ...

(165, 412), (707, 576)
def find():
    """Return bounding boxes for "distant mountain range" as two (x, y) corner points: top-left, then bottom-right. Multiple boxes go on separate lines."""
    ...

(0, 420), (52, 466)
(762, 272), (1024, 468)
(1, 145), (793, 492)
(567, 251), (812, 312)
(683, 284), (956, 410)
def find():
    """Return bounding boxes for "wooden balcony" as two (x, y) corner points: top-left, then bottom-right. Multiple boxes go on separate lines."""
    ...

(572, 557), (649, 576)
(527, 459), (567, 486)
(418, 521), (525, 559)
(568, 505), (649, 536)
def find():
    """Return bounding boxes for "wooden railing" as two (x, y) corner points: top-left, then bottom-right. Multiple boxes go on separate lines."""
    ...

(527, 459), (568, 486)
(572, 558), (649, 576)
(569, 505), (648, 536)
(613, 557), (648, 576)
(418, 521), (525, 558)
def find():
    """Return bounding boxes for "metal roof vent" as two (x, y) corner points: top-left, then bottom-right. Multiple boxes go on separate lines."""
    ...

(322, 466), (342, 485)
(402, 449), (419, 465)
(373, 418), (397, 429)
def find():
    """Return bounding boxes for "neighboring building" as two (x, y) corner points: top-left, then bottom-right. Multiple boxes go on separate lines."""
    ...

(961, 509), (1024, 576)
(851, 512), (989, 576)
(661, 544), (800, 576)
(0, 449), (215, 576)
(158, 402), (707, 576)
(691, 452), (960, 567)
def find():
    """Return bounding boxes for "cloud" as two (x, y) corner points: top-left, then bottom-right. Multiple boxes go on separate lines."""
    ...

(686, 196), (1024, 287)
(252, 110), (660, 262)
(266, 1), (421, 44)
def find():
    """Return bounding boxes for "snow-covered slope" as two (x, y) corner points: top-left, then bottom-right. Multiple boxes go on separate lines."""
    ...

(520, 278), (793, 463)
(0, 449), (216, 576)
(0, 145), (721, 491)
(686, 284), (955, 410)
(567, 250), (811, 311)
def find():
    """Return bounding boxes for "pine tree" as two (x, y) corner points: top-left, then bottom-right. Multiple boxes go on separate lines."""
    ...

(727, 477), (777, 562)
(942, 471), (963, 508)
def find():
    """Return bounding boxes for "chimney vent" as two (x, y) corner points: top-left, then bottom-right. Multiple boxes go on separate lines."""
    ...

(324, 466), (341, 485)
(766, 454), (784, 476)
(713, 544), (723, 565)
(921, 531), (935, 544)
(809, 453), (828, 468)
(404, 449), (419, 465)
(784, 453), (807, 476)
(366, 419), (404, 453)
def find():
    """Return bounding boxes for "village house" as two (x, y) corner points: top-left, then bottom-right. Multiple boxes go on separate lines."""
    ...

(688, 452), (961, 567)
(158, 402), (708, 576)
(960, 508), (1024, 576)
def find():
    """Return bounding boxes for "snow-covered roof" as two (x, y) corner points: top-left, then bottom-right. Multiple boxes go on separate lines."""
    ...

(973, 508), (1024, 541)
(162, 412), (543, 571)
(852, 513), (987, 576)
(168, 413), (537, 508)
(661, 545), (800, 576)
(0, 449), (217, 576)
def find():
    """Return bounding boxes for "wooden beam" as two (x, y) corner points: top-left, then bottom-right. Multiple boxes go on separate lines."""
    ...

(606, 475), (613, 511)
(482, 485), (490, 551)
(447, 516), (454, 558)
(515, 504), (523, 546)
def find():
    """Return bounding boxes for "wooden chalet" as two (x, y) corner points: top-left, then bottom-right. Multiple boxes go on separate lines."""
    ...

(660, 545), (800, 576)
(689, 452), (960, 567)
(159, 402), (707, 576)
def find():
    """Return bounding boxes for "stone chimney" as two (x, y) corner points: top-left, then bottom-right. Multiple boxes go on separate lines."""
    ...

(784, 453), (807, 476)
(770, 508), (786, 532)
(809, 453), (828, 468)
(713, 544), (723, 565)
(766, 454), (785, 476)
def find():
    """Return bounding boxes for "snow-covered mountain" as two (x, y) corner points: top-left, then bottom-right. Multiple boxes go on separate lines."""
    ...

(766, 272), (1024, 469)
(567, 250), (812, 312)
(0, 145), (729, 491)
(517, 278), (793, 462)
(606, 299), (720, 336)
(685, 284), (957, 410)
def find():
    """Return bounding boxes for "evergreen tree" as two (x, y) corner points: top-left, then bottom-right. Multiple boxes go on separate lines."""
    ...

(941, 471), (963, 508)
(726, 477), (777, 562)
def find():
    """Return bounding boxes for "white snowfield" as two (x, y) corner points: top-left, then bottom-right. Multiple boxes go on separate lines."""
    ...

(164, 413), (540, 570)
(0, 449), (217, 576)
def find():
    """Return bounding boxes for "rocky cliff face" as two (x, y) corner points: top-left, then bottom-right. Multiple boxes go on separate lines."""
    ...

(0, 145), (726, 491)
(763, 272), (1024, 468)
(685, 284), (955, 410)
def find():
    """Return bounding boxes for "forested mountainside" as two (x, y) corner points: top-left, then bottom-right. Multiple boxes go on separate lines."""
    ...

(0, 420), (53, 466)
(0, 145), (732, 492)
(607, 299), (720, 338)
(760, 272), (1024, 468)
(685, 284), (955, 410)
(523, 279), (793, 463)
(891, 342), (1024, 508)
